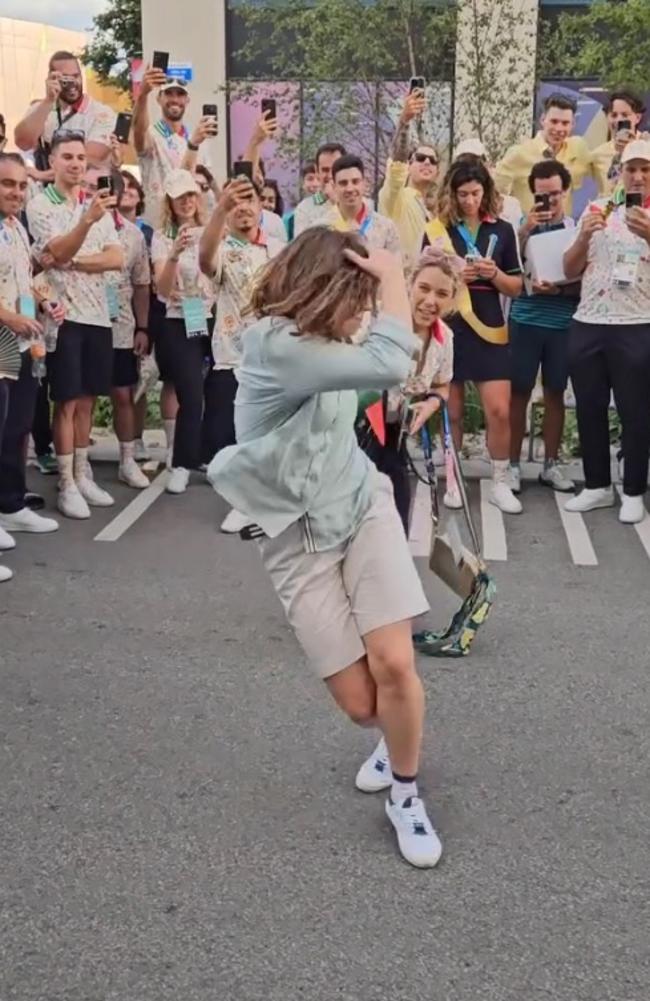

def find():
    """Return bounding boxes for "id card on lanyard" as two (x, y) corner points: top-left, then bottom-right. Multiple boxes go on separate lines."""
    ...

(456, 222), (481, 259)
(106, 284), (120, 320)
(612, 243), (642, 287)
(18, 294), (37, 320)
(182, 296), (208, 337)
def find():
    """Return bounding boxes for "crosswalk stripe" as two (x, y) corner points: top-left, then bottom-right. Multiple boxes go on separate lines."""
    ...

(615, 487), (650, 561)
(479, 480), (507, 561)
(94, 470), (168, 542)
(554, 492), (599, 566)
(409, 480), (433, 557)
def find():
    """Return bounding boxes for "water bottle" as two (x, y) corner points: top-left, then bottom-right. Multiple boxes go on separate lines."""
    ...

(30, 339), (47, 382)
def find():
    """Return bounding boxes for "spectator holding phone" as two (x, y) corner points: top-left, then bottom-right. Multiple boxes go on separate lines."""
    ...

(425, 158), (523, 514)
(509, 160), (580, 499)
(592, 90), (647, 196)
(379, 88), (440, 269)
(26, 132), (123, 520)
(294, 142), (347, 236)
(133, 68), (216, 228)
(14, 51), (116, 171)
(563, 140), (650, 525)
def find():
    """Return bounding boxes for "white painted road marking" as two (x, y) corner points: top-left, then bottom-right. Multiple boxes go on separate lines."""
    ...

(554, 492), (599, 567)
(479, 480), (507, 561)
(409, 480), (433, 558)
(615, 487), (650, 561)
(94, 470), (168, 542)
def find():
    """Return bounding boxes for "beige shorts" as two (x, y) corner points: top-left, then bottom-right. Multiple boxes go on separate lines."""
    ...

(260, 480), (429, 679)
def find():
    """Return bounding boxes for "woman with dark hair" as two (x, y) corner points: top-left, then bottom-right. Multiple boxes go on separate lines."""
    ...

(261, 178), (284, 218)
(426, 159), (523, 513)
(209, 227), (441, 869)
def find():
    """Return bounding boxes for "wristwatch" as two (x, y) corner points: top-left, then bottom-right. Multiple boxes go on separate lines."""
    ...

(187, 141), (199, 152)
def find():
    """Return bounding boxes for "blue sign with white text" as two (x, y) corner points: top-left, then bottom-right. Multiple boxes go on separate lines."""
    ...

(168, 63), (193, 83)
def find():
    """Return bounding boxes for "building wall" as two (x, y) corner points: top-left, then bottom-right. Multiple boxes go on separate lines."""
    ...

(141, 0), (228, 177)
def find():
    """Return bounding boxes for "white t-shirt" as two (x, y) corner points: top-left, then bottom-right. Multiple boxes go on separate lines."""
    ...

(151, 227), (215, 320)
(572, 200), (650, 326)
(0, 216), (34, 353)
(139, 120), (211, 228)
(109, 216), (151, 349)
(27, 186), (120, 329)
(261, 209), (287, 244)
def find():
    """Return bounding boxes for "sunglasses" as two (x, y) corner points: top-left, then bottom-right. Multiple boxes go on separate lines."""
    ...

(413, 152), (438, 166)
(52, 128), (86, 143)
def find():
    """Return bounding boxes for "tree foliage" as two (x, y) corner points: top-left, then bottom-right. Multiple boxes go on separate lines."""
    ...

(539, 0), (650, 94)
(81, 0), (142, 93)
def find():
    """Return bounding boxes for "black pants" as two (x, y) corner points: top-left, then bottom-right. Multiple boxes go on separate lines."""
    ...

(374, 423), (411, 535)
(202, 368), (237, 464)
(157, 318), (214, 470)
(0, 354), (39, 514)
(32, 375), (52, 455)
(569, 320), (650, 496)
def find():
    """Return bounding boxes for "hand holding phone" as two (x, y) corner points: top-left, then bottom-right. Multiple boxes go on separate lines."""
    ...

(114, 112), (133, 144)
(409, 76), (425, 94)
(233, 160), (254, 183)
(152, 50), (169, 74)
(261, 98), (277, 122)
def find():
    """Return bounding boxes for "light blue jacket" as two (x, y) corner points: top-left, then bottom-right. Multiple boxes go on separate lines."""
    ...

(208, 312), (418, 552)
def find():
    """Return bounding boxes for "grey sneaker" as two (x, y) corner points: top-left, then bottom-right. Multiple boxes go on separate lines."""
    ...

(539, 462), (575, 493)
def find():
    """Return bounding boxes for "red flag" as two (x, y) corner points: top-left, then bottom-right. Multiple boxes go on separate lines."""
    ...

(365, 398), (386, 446)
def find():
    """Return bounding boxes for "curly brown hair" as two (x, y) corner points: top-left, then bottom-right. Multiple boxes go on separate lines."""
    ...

(436, 159), (501, 227)
(249, 227), (379, 339)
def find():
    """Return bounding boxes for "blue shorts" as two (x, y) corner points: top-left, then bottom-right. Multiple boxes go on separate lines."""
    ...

(509, 318), (570, 395)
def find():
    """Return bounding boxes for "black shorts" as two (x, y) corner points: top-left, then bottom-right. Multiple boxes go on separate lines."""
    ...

(451, 316), (511, 383)
(510, 318), (570, 395)
(48, 321), (113, 402)
(112, 348), (139, 388)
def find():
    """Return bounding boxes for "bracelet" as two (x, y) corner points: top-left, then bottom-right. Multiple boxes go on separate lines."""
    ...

(187, 141), (199, 152)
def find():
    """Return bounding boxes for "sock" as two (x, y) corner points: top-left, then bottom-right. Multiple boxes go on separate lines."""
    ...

(510, 460), (520, 470)
(391, 771), (418, 805)
(163, 419), (176, 451)
(57, 453), (74, 488)
(492, 458), (509, 483)
(74, 447), (89, 482)
(544, 457), (556, 472)
(119, 440), (135, 464)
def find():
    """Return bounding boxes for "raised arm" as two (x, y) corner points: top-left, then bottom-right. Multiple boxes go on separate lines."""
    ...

(14, 73), (62, 151)
(199, 179), (255, 276)
(243, 111), (278, 186)
(563, 211), (605, 280)
(133, 67), (167, 155)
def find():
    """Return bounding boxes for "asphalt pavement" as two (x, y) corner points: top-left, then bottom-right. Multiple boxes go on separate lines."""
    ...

(1, 459), (649, 1001)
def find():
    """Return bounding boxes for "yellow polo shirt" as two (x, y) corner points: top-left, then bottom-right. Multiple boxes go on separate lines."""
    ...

(378, 158), (430, 270)
(591, 140), (617, 196)
(494, 132), (593, 214)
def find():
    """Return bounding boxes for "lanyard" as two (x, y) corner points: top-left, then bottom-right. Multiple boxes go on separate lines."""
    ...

(154, 119), (189, 151)
(455, 222), (480, 256)
(357, 206), (373, 238)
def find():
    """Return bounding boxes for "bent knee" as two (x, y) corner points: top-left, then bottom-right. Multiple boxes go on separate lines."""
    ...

(343, 693), (377, 726)
(369, 648), (416, 690)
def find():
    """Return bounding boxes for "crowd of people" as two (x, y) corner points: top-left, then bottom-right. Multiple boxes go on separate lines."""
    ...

(1, 51), (650, 867)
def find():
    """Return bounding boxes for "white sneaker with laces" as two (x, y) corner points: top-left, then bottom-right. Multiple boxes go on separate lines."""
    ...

(619, 494), (646, 525)
(58, 484), (91, 520)
(443, 485), (462, 510)
(0, 525), (16, 551)
(490, 480), (522, 515)
(0, 564), (13, 582)
(166, 467), (190, 494)
(220, 508), (253, 534)
(119, 459), (150, 490)
(509, 465), (521, 495)
(565, 486), (614, 513)
(0, 508), (59, 534)
(539, 462), (575, 493)
(355, 737), (392, 793)
(385, 796), (442, 869)
(76, 476), (115, 507)
(133, 439), (151, 462)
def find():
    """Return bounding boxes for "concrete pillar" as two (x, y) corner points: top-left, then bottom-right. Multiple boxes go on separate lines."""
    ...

(453, 0), (539, 159)
(141, 0), (228, 177)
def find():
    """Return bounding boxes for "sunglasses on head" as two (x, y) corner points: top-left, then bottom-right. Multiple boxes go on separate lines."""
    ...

(52, 128), (86, 143)
(413, 152), (438, 166)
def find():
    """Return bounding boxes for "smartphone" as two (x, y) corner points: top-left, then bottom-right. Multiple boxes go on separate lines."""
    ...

(152, 50), (169, 74)
(409, 76), (425, 94)
(535, 193), (551, 213)
(97, 175), (114, 195)
(261, 98), (277, 121)
(114, 112), (132, 144)
(616, 119), (633, 133)
(234, 160), (254, 182)
(202, 104), (218, 119)
(465, 250), (480, 263)
(626, 191), (643, 208)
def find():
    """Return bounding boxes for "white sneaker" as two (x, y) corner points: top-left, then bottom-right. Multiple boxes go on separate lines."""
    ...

(490, 480), (522, 514)
(220, 509), (253, 534)
(133, 439), (151, 462)
(565, 486), (614, 513)
(509, 465), (521, 495)
(58, 484), (91, 520)
(76, 476), (115, 507)
(539, 462), (575, 493)
(166, 467), (190, 494)
(443, 485), (462, 510)
(355, 737), (392, 793)
(0, 564), (13, 582)
(0, 525), (16, 551)
(385, 796), (443, 869)
(0, 508), (59, 534)
(119, 459), (150, 490)
(619, 494), (647, 525)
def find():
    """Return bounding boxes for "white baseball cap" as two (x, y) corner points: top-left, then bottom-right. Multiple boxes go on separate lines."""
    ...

(164, 168), (199, 199)
(621, 139), (650, 164)
(455, 138), (487, 159)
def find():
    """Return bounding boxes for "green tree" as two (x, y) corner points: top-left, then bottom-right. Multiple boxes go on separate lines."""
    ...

(81, 0), (142, 93)
(539, 0), (650, 93)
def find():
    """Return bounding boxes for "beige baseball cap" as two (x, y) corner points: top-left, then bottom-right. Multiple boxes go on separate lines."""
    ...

(621, 139), (650, 164)
(164, 168), (199, 199)
(455, 138), (487, 159)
